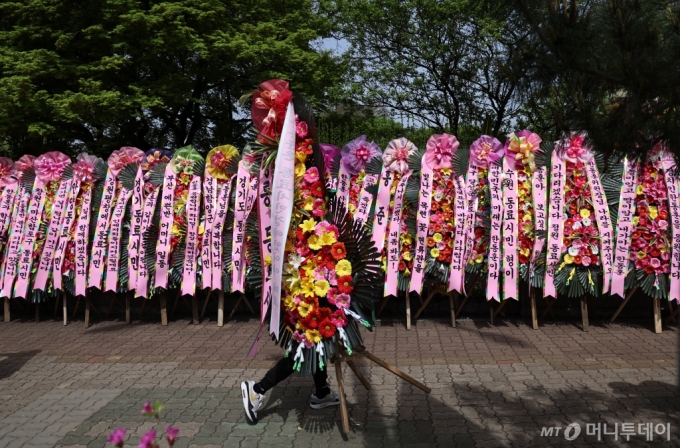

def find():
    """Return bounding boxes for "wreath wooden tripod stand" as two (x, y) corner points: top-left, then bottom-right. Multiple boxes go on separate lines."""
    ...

(330, 343), (431, 434)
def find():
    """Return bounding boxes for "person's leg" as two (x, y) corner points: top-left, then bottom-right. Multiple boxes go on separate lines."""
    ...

(312, 365), (329, 398)
(253, 356), (295, 394)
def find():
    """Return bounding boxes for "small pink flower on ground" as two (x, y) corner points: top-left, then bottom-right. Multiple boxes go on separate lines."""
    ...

(138, 429), (157, 448)
(166, 426), (180, 445)
(141, 401), (154, 415)
(107, 428), (126, 447)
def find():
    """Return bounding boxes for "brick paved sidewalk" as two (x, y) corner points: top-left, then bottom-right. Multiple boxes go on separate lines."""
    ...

(0, 317), (677, 447)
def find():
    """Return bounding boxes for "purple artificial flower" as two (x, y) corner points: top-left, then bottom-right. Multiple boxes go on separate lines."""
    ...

(138, 429), (157, 448)
(341, 135), (381, 175)
(166, 426), (180, 445)
(141, 401), (154, 416)
(424, 134), (459, 170)
(107, 428), (126, 447)
(469, 135), (503, 168)
(319, 143), (340, 176)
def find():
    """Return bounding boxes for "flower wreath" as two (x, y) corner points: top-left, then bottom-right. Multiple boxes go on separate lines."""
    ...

(249, 79), (382, 375)
(0, 158), (18, 284)
(335, 135), (381, 222)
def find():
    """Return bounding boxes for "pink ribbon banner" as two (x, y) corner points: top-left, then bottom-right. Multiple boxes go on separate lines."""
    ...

(154, 165), (176, 290)
(385, 172), (411, 297)
(371, 167), (393, 253)
(662, 157), (680, 303)
(585, 158), (614, 293)
(610, 159), (637, 298)
(211, 177), (233, 290)
(200, 174), (217, 290)
(53, 179), (80, 291)
(231, 162), (255, 293)
(544, 151), (566, 299)
(75, 187), (93, 297)
(15, 181), (47, 299)
(353, 174), (377, 227)
(336, 164), (351, 210)
(269, 101), (297, 339)
(531, 166), (548, 275)
(448, 175), (467, 293)
(258, 164), (273, 323)
(501, 159), (518, 301)
(181, 175), (202, 296)
(134, 188), (159, 298)
(0, 182), (19, 293)
(127, 167), (144, 291)
(1, 185), (31, 298)
(104, 188), (132, 292)
(486, 163), (503, 301)
(462, 164), (480, 290)
(88, 171), (116, 290)
(409, 157), (433, 295)
(34, 179), (72, 291)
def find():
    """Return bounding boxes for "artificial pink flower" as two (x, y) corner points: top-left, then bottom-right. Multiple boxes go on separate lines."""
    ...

(341, 135), (381, 175)
(166, 426), (180, 445)
(14, 154), (36, 174)
(107, 428), (126, 447)
(504, 130), (542, 171)
(384, 138), (416, 174)
(424, 134), (458, 170)
(335, 293), (351, 309)
(296, 121), (309, 138)
(108, 146), (144, 177)
(0, 157), (15, 187)
(141, 401), (154, 416)
(34, 151), (71, 183)
(138, 429), (157, 448)
(469, 135), (503, 168)
(303, 167), (320, 184)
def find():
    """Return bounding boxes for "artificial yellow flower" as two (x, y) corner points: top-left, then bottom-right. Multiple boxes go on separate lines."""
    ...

(284, 296), (296, 311)
(171, 223), (181, 236)
(636, 185), (644, 195)
(433, 233), (443, 243)
(579, 209), (591, 218)
(402, 251), (412, 261)
(649, 206), (658, 219)
(296, 321), (304, 331)
(632, 216), (639, 226)
(264, 254), (272, 266)
(298, 301), (313, 317)
(285, 239), (294, 252)
(637, 250), (647, 260)
(404, 268), (411, 276)
(564, 254), (574, 264)
(300, 279), (316, 297)
(295, 163), (306, 177)
(295, 151), (307, 163)
(441, 168), (452, 176)
(314, 279), (330, 297)
(319, 231), (336, 246)
(520, 248), (531, 257)
(301, 260), (316, 276)
(348, 203), (356, 214)
(308, 235), (322, 250)
(306, 329), (322, 343)
(300, 218), (316, 233)
(401, 234), (412, 245)
(430, 248), (440, 258)
(335, 259), (352, 276)
(474, 254), (484, 263)
(303, 196), (315, 211)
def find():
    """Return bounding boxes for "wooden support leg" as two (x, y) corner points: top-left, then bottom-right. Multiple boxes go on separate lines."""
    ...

(530, 288), (538, 330)
(363, 350), (431, 393)
(201, 290), (212, 318)
(54, 294), (61, 317)
(72, 296), (81, 318)
(160, 294), (168, 326)
(346, 360), (371, 391)
(35, 303), (39, 323)
(217, 290), (224, 327)
(106, 293), (115, 319)
(227, 294), (242, 322)
(414, 289), (438, 320)
(665, 302), (680, 324)
(449, 292), (456, 328)
(4, 297), (9, 323)
(85, 296), (91, 328)
(611, 287), (638, 322)
(376, 295), (390, 317)
(405, 292), (411, 330)
(192, 296), (199, 325)
(581, 296), (589, 332)
(125, 293), (131, 324)
(170, 290), (181, 319)
(242, 294), (256, 314)
(63, 294), (68, 326)
(668, 300), (677, 324)
(139, 298), (147, 318)
(540, 297), (556, 321)
(653, 297), (662, 334)
(454, 293), (469, 319)
(334, 358), (349, 434)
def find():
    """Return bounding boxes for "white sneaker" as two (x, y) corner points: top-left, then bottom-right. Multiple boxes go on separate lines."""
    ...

(241, 381), (264, 423)
(309, 389), (340, 409)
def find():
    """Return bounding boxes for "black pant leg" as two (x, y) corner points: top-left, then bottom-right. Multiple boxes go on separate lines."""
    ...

(257, 356), (295, 393)
(313, 365), (328, 396)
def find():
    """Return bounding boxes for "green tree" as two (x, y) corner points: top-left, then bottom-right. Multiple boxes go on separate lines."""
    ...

(0, 0), (341, 158)
(321, 0), (525, 137)
(508, 0), (680, 160)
